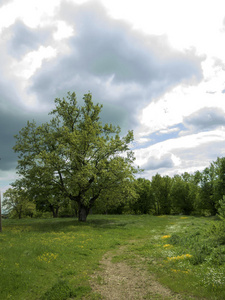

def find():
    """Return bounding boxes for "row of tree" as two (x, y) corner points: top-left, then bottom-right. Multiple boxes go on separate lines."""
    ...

(4, 156), (225, 219)
(129, 157), (225, 216)
(3, 91), (225, 220)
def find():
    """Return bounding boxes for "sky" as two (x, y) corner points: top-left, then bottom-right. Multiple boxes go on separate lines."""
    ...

(0, 0), (225, 194)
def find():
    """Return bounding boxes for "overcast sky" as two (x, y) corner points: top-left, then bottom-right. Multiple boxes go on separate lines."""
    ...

(0, 0), (225, 192)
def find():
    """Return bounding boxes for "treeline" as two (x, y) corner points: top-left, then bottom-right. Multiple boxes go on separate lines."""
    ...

(127, 156), (225, 217)
(4, 156), (225, 219)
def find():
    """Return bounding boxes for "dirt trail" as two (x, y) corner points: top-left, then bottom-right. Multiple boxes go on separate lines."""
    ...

(89, 243), (184, 300)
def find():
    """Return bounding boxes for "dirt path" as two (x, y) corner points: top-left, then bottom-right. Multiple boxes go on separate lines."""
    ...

(89, 243), (184, 300)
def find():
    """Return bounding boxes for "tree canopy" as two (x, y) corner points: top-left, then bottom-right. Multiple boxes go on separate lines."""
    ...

(13, 92), (137, 221)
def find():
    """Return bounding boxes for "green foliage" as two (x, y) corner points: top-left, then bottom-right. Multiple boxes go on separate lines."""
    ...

(170, 175), (195, 215)
(13, 92), (137, 221)
(3, 184), (36, 219)
(41, 280), (77, 300)
(151, 174), (172, 215)
(129, 156), (225, 218)
(130, 178), (153, 214)
(206, 220), (225, 245)
(217, 195), (225, 220)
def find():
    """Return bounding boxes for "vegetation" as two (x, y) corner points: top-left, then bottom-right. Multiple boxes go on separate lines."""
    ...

(4, 91), (225, 221)
(1, 215), (225, 299)
(2, 91), (225, 298)
(130, 157), (225, 217)
(11, 92), (137, 222)
(5, 150), (225, 219)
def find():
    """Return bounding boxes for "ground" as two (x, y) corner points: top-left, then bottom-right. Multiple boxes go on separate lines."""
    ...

(89, 241), (186, 300)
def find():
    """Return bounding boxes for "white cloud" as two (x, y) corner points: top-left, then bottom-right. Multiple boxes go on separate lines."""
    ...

(134, 128), (225, 178)
(0, 0), (225, 188)
(53, 20), (74, 40)
(13, 46), (57, 79)
(0, 0), (61, 30)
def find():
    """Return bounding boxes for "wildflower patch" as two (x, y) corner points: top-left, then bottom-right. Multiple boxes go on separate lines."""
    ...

(167, 254), (192, 261)
(37, 252), (58, 263)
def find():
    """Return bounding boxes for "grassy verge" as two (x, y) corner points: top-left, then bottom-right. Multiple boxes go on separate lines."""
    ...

(124, 215), (225, 299)
(0, 215), (225, 299)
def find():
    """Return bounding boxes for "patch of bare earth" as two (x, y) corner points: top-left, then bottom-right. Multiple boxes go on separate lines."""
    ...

(89, 243), (184, 300)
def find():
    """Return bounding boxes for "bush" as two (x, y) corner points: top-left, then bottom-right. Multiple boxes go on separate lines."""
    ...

(41, 280), (75, 300)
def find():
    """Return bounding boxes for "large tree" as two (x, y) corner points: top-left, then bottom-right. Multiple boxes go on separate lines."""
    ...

(13, 92), (137, 221)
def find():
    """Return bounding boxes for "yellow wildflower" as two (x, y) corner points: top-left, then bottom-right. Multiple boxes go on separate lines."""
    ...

(163, 244), (172, 248)
(37, 252), (58, 263)
(171, 269), (189, 274)
(162, 235), (171, 239)
(185, 254), (192, 258)
(167, 254), (192, 261)
(171, 269), (179, 273)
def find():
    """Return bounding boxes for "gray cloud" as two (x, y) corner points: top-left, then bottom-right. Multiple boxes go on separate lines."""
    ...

(214, 58), (225, 71)
(184, 107), (225, 132)
(29, 1), (203, 129)
(0, 0), (12, 7)
(5, 20), (54, 59)
(0, 1), (203, 175)
(143, 153), (175, 171)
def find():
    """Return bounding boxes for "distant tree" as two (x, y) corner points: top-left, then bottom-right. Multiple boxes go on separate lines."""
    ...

(170, 175), (195, 215)
(32, 185), (69, 218)
(199, 165), (217, 215)
(160, 175), (172, 214)
(93, 178), (137, 214)
(214, 157), (225, 206)
(151, 174), (172, 215)
(13, 92), (137, 221)
(130, 178), (153, 214)
(3, 183), (35, 219)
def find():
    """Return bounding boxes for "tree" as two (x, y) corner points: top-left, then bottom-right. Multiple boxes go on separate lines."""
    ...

(151, 174), (172, 215)
(199, 165), (217, 215)
(170, 175), (195, 215)
(13, 92), (137, 221)
(130, 178), (153, 214)
(214, 157), (225, 207)
(3, 184), (35, 219)
(217, 196), (225, 220)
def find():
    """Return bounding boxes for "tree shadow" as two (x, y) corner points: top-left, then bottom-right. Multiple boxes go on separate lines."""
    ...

(3, 216), (135, 233)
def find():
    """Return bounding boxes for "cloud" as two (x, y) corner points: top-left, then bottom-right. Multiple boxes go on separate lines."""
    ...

(142, 153), (175, 171)
(135, 128), (225, 177)
(0, 0), (12, 8)
(0, 0), (204, 179)
(5, 20), (54, 59)
(28, 1), (203, 130)
(183, 107), (225, 132)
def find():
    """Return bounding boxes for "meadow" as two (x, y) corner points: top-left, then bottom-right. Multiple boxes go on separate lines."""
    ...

(0, 215), (225, 299)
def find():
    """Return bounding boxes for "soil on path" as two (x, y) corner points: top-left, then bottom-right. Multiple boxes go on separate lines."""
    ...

(89, 242), (184, 300)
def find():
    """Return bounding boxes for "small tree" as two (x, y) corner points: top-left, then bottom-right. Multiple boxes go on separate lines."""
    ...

(217, 196), (225, 220)
(3, 185), (35, 219)
(13, 92), (137, 221)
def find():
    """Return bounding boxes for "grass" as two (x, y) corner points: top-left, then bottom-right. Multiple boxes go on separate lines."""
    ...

(0, 215), (225, 299)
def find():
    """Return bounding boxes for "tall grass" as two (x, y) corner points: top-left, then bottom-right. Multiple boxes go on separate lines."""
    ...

(1, 215), (225, 299)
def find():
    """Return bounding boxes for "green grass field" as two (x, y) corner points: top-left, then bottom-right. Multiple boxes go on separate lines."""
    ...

(1, 215), (225, 299)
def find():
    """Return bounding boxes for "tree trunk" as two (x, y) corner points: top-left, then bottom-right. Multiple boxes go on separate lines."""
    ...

(78, 204), (89, 222)
(50, 205), (59, 218)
